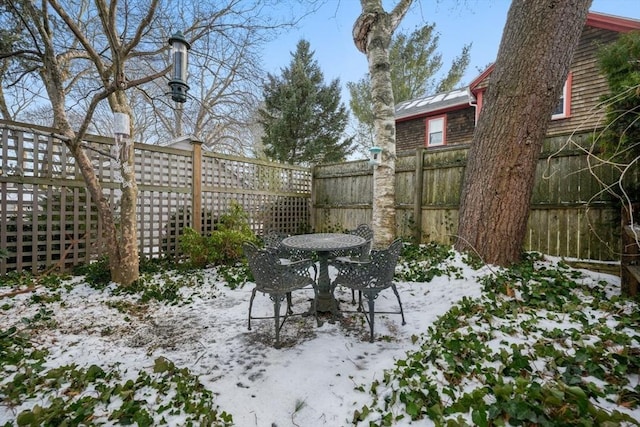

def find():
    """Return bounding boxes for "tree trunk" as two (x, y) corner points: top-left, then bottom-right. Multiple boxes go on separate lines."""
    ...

(455, 0), (591, 266)
(33, 13), (136, 285)
(353, 0), (412, 248)
(111, 105), (139, 285)
(34, 0), (142, 286)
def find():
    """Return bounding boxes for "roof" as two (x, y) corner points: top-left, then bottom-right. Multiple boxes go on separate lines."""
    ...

(469, 11), (640, 92)
(394, 88), (473, 121)
(586, 11), (640, 32)
(395, 11), (640, 121)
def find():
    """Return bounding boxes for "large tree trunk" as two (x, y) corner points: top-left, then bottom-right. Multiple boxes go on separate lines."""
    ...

(353, 0), (412, 248)
(455, 0), (591, 266)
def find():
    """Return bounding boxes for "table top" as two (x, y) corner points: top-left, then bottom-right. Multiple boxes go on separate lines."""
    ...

(281, 233), (366, 251)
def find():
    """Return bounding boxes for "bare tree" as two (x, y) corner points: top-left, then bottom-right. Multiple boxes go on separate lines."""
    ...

(0, 4), (45, 121)
(455, 0), (592, 266)
(2, 0), (306, 284)
(353, 0), (413, 248)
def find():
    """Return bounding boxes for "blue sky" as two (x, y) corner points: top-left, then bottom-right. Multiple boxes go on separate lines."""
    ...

(262, 0), (640, 102)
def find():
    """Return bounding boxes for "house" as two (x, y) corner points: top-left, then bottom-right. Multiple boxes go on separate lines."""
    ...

(395, 11), (640, 152)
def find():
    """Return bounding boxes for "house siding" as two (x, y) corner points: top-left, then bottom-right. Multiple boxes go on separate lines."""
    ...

(396, 22), (627, 151)
(396, 107), (476, 152)
(446, 108), (476, 145)
(547, 25), (619, 136)
(396, 117), (425, 152)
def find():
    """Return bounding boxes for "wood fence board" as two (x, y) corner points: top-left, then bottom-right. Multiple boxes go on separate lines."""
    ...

(315, 138), (627, 262)
(0, 120), (312, 274)
(419, 208), (458, 244)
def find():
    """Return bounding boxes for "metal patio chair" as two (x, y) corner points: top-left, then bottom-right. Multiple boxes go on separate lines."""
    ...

(243, 242), (319, 348)
(262, 230), (309, 262)
(261, 230), (317, 311)
(261, 230), (290, 257)
(331, 238), (406, 342)
(329, 224), (374, 304)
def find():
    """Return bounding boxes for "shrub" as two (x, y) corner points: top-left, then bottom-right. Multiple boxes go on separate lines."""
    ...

(179, 202), (258, 268)
(179, 227), (209, 268)
(207, 229), (251, 265)
(161, 208), (217, 257)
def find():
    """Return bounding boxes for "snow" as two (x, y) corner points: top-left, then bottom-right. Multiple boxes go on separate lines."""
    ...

(0, 254), (637, 426)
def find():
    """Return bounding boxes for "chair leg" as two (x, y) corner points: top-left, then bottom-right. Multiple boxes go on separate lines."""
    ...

(248, 288), (257, 330)
(286, 292), (293, 315)
(312, 286), (321, 327)
(391, 284), (406, 325)
(330, 283), (338, 326)
(274, 297), (282, 349)
(366, 297), (376, 343)
(351, 289), (356, 305)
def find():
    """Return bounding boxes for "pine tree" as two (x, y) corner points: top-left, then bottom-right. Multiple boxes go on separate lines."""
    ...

(348, 24), (471, 128)
(259, 39), (353, 165)
(597, 31), (640, 163)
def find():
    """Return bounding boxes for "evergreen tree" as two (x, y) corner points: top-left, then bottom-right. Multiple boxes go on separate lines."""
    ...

(259, 39), (354, 165)
(348, 24), (471, 131)
(597, 31), (640, 163)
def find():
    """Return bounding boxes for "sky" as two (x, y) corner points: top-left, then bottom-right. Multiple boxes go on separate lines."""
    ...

(2, 253), (639, 426)
(262, 0), (640, 104)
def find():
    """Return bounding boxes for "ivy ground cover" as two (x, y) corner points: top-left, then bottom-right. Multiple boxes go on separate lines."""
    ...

(1, 247), (639, 426)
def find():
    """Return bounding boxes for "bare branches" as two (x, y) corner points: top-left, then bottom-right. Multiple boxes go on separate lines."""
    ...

(544, 84), (640, 251)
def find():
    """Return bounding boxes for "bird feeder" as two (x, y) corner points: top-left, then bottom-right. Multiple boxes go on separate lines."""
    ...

(369, 146), (382, 166)
(113, 112), (130, 137)
(168, 31), (191, 103)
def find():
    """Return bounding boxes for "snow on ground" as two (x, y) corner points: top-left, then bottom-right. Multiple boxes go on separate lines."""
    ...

(2, 254), (634, 426)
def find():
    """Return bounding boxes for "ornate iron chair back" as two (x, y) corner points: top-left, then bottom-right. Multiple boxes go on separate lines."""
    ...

(261, 230), (289, 257)
(262, 230), (307, 261)
(329, 224), (374, 303)
(331, 238), (406, 342)
(349, 224), (374, 258)
(329, 224), (373, 259)
(243, 242), (318, 348)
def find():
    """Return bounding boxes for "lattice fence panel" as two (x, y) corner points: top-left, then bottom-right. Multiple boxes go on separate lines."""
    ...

(135, 145), (192, 258)
(201, 153), (311, 237)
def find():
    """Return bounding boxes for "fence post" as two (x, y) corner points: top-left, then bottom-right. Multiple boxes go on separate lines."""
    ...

(310, 164), (317, 232)
(621, 202), (640, 296)
(190, 137), (203, 234)
(413, 148), (425, 244)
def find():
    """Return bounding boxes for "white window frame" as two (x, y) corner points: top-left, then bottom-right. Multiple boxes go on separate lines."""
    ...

(552, 72), (572, 120)
(426, 116), (446, 147)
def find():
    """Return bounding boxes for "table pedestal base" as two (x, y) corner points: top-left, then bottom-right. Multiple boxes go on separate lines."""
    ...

(316, 293), (336, 313)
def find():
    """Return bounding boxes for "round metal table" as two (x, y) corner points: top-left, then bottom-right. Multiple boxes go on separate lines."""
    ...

(281, 233), (366, 313)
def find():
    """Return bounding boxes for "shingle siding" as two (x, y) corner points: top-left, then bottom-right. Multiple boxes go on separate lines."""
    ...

(547, 26), (619, 136)
(396, 117), (425, 152)
(395, 15), (636, 151)
(446, 108), (476, 146)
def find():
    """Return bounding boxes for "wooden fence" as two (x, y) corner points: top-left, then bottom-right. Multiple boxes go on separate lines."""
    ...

(2, 118), (633, 275)
(313, 133), (635, 262)
(0, 120), (311, 275)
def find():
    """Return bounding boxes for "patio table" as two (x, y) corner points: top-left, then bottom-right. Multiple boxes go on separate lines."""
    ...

(281, 233), (366, 313)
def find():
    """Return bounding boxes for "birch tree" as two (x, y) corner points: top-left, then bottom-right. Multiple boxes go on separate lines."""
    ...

(353, 0), (413, 248)
(455, 0), (592, 266)
(348, 24), (470, 155)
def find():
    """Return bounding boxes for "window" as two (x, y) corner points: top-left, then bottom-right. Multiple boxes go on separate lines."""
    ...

(552, 72), (572, 120)
(426, 116), (446, 147)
